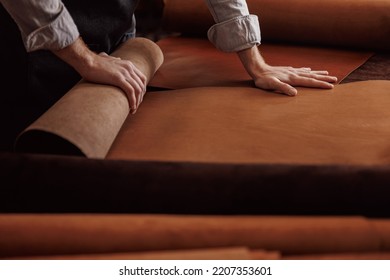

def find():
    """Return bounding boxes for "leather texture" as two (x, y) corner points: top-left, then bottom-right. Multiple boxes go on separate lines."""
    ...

(108, 80), (390, 166)
(150, 37), (373, 89)
(0, 214), (388, 258)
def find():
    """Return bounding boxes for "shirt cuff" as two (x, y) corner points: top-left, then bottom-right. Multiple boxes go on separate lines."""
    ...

(24, 5), (79, 52)
(207, 14), (261, 52)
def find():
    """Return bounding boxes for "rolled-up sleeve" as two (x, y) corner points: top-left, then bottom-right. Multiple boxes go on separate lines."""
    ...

(0, 0), (79, 52)
(204, 0), (261, 52)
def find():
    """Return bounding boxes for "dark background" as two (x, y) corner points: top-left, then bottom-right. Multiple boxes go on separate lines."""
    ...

(135, 0), (166, 41)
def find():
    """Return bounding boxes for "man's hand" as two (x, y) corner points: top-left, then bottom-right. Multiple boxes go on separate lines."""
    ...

(238, 45), (338, 96)
(82, 52), (147, 114)
(53, 37), (147, 114)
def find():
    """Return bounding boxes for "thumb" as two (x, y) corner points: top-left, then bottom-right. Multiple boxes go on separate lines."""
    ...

(268, 77), (297, 96)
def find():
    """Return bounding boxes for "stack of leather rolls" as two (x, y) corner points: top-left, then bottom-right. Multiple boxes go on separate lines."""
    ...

(2, 0), (390, 260)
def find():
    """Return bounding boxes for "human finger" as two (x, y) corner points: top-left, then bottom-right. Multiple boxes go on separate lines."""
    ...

(132, 65), (147, 86)
(128, 63), (147, 107)
(126, 67), (145, 107)
(257, 77), (298, 96)
(290, 75), (335, 89)
(117, 77), (138, 113)
(296, 72), (338, 83)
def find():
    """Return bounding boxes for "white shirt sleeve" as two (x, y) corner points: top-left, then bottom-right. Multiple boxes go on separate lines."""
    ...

(204, 0), (261, 52)
(0, 0), (79, 52)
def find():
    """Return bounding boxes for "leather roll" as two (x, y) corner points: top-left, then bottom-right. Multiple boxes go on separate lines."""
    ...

(15, 38), (164, 158)
(8, 247), (279, 260)
(0, 214), (382, 258)
(163, 0), (390, 51)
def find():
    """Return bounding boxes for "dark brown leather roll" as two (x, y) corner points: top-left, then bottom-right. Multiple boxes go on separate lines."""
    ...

(8, 247), (259, 260)
(163, 0), (390, 51)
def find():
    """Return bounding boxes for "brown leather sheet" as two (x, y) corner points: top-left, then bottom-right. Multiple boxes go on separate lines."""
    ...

(0, 214), (385, 258)
(107, 80), (390, 166)
(149, 37), (373, 89)
(163, 0), (390, 51)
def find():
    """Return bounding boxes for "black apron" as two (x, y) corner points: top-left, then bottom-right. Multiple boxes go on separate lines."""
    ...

(0, 0), (139, 150)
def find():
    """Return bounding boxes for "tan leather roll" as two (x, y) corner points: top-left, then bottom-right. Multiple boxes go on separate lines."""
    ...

(108, 80), (390, 166)
(0, 214), (381, 258)
(283, 252), (390, 260)
(15, 38), (164, 158)
(371, 219), (390, 251)
(150, 37), (372, 89)
(163, 0), (390, 51)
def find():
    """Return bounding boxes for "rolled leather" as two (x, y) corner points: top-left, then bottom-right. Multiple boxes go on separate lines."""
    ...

(0, 214), (382, 258)
(15, 38), (164, 158)
(8, 247), (280, 260)
(163, 0), (390, 51)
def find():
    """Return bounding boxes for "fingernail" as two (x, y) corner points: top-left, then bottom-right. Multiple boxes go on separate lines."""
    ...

(130, 108), (137, 114)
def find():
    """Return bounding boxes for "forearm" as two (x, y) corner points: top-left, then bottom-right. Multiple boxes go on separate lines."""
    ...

(204, 0), (260, 52)
(0, 0), (79, 52)
(237, 45), (268, 79)
(204, 0), (336, 96)
(204, 0), (250, 22)
(1, 0), (146, 112)
(52, 37), (95, 75)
